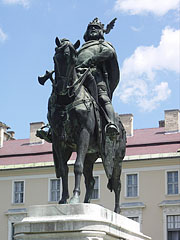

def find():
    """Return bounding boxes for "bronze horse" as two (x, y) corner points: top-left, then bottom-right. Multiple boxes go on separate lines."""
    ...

(39, 38), (126, 213)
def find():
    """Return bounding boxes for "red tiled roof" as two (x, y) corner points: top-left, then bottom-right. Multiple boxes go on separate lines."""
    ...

(126, 143), (180, 156)
(0, 127), (179, 168)
(0, 139), (52, 155)
(0, 154), (53, 166)
(126, 127), (180, 156)
(127, 127), (180, 145)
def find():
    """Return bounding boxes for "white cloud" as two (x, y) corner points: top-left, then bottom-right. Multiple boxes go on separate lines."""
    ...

(137, 82), (171, 111)
(131, 26), (142, 32)
(2, 0), (30, 8)
(0, 27), (7, 42)
(114, 0), (180, 16)
(116, 27), (180, 111)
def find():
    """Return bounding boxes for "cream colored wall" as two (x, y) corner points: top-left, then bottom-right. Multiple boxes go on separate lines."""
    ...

(0, 156), (179, 240)
(25, 178), (49, 205)
(121, 157), (180, 240)
(139, 170), (164, 239)
(0, 179), (12, 240)
(0, 167), (56, 239)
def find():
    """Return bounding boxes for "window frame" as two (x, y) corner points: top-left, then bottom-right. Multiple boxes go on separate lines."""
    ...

(161, 203), (180, 240)
(120, 206), (144, 231)
(91, 175), (100, 200)
(167, 215), (180, 230)
(166, 170), (179, 196)
(125, 173), (139, 198)
(6, 209), (27, 240)
(128, 216), (140, 223)
(48, 178), (62, 202)
(167, 215), (180, 240)
(12, 180), (25, 204)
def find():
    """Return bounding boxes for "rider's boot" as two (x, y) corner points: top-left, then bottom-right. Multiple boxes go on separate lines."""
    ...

(104, 102), (119, 139)
(97, 83), (119, 138)
(36, 127), (52, 143)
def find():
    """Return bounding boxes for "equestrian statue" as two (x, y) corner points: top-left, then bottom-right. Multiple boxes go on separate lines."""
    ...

(37, 18), (126, 213)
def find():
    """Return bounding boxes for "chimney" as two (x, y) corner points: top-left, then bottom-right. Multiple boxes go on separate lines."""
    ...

(165, 109), (180, 133)
(0, 122), (11, 148)
(0, 127), (4, 148)
(159, 120), (165, 128)
(119, 114), (133, 136)
(30, 122), (45, 144)
(7, 131), (15, 138)
(3, 131), (15, 141)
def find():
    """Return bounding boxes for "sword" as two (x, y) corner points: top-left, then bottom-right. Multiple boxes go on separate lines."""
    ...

(102, 63), (111, 98)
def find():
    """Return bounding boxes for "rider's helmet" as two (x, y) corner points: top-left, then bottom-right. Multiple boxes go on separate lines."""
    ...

(83, 18), (105, 42)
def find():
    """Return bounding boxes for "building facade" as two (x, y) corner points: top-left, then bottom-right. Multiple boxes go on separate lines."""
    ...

(0, 109), (180, 240)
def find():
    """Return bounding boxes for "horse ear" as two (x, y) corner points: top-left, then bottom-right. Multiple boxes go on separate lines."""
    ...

(74, 40), (80, 50)
(55, 37), (61, 47)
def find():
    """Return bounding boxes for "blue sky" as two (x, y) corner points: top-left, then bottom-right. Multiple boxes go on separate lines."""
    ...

(0, 0), (179, 139)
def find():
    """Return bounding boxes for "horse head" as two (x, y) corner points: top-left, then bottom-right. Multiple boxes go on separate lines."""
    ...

(53, 37), (80, 95)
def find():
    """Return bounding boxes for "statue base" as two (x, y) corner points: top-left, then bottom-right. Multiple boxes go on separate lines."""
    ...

(14, 204), (151, 240)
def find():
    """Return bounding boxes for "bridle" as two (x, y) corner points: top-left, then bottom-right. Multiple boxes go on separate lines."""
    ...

(54, 40), (77, 96)
(54, 40), (90, 98)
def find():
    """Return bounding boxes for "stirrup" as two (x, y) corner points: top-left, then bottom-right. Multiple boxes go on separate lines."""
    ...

(105, 123), (119, 138)
(36, 129), (52, 143)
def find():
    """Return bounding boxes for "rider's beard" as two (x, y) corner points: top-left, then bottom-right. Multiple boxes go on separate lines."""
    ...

(88, 31), (103, 41)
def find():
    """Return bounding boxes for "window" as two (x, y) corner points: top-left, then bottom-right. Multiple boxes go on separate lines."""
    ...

(13, 181), (24, 204)
(11, 223), (15, 240)
(160, 200), (180, 240)
(50, 179), (60, 202)
(91, 176), (99, 200)
(128, 216), (139, 223)
(167, 215), (180, 240)
(6, 208), (27, 240)
(167, 171), (179, 195)
(126, 174), (138, 197)
(121, 202), (145, 230)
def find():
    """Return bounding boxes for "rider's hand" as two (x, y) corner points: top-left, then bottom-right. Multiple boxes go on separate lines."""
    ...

(80, 57), (96, 68)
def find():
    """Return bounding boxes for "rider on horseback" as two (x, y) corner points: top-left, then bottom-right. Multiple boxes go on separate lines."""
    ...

(76, 18), (120, 137)
(37, 18), (120, 141)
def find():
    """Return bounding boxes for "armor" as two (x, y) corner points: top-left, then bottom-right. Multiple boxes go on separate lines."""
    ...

(76, 18), (120, 136)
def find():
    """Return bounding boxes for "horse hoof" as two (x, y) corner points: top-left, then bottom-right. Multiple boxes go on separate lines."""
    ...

(69, 195), (80, 204)
(58, 199), (68, 204)
(114, 207), (121, 214)
(84, 196), (91, 203)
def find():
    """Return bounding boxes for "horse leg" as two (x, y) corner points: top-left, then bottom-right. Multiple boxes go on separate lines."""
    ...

(113, 177), (121, 214)
(108, 159), (122, 214)
(69, 128), (90, 204)
(52, 135), (71, 204)
(59, 148), (72, 204)
(83, 153), (97, 203)
(110, 116), (126, 213)
(59, 165), (69, 204)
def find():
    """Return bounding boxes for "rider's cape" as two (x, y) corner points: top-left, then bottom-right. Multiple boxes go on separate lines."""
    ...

(78, 40), (120, 99)
(102, 41), (120, 99)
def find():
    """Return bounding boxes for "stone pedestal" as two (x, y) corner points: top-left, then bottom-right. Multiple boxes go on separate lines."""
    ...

(14, 204), (151, 240)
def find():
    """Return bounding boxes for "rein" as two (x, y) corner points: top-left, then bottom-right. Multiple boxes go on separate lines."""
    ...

(56, 67), (90, 98)
(67, 68), (90, 97)
(56, 97), (92, 115)
(55, 68), (93, 116)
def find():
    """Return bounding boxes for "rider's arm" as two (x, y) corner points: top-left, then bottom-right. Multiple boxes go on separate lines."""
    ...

(80, 42), (115, 68)
(89, 43), (114, 66)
